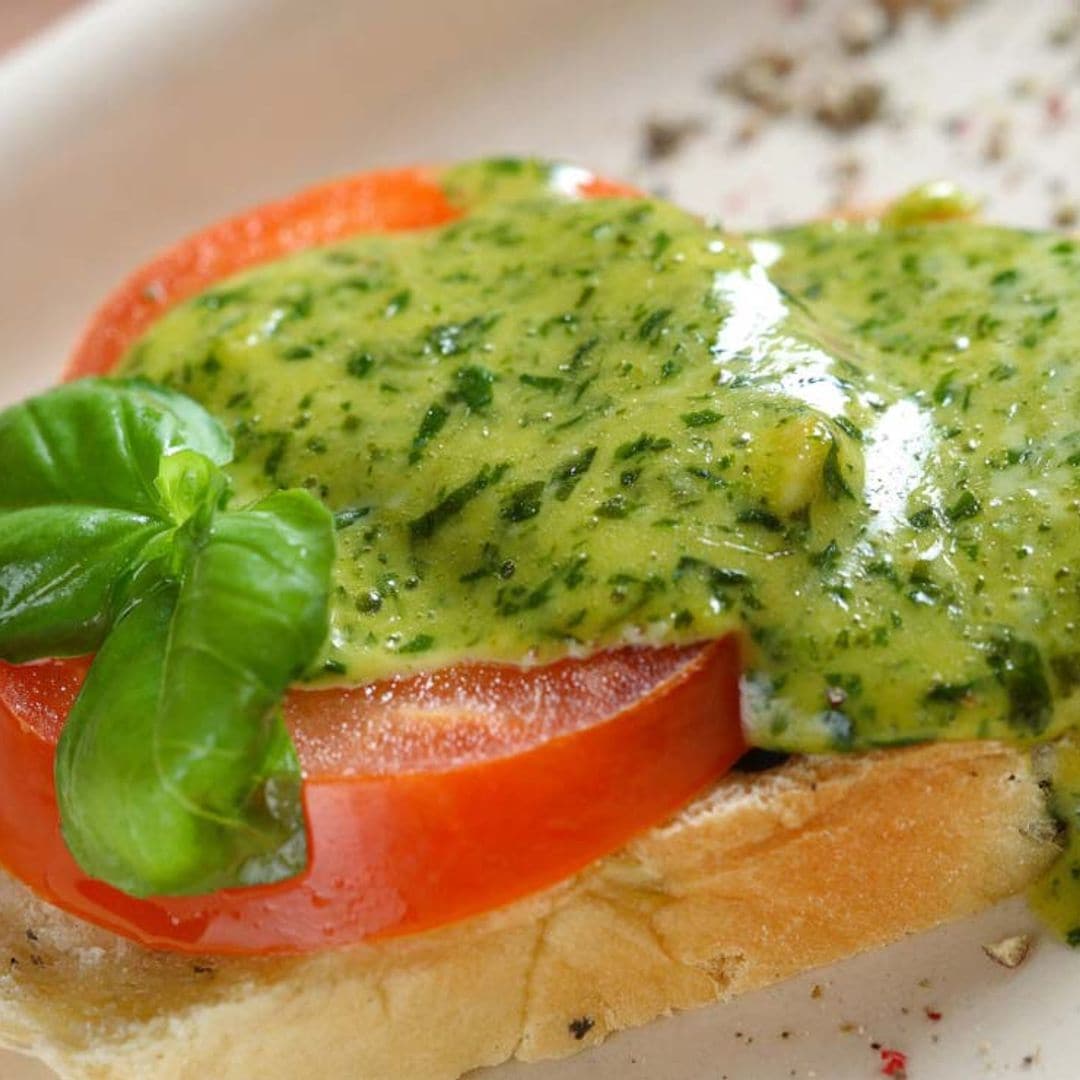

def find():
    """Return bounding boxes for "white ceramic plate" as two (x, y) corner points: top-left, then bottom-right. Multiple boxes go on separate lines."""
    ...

(1, 1), (1078, 1076)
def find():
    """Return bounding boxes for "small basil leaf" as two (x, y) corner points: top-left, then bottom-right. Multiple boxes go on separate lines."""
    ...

(56, 583), (303, 895)
(176, 490), (337, 695)
(56, 585), (184, 892)
(0, 378), (231, 515)
(0, 506), (165, 662)
(154, 448), (230, 524)
(55, 489), (333, 896)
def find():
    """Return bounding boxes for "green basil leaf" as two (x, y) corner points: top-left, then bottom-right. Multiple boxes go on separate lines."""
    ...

(0, 506), (164, 662)
(54, 583), (301, 896)
(1, 377), (333, 896)
(55, 489), (334, 896)
(0, 378), (231, 515)
(154, 448), (230, 524)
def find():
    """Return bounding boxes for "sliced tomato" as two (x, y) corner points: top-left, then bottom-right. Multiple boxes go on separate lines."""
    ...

(66, 168), (458, 380)
(0, 641), (743, 955)
(65, 166), (639, 380)
(0, 163), (743, 956)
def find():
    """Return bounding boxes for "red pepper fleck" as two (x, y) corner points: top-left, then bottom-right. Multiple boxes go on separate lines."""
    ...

(1046, 93), (1068, 124)
(943, 114), (971, 139)
(880, 1048), (908, 1076)
(925, 1008), (942, 1022)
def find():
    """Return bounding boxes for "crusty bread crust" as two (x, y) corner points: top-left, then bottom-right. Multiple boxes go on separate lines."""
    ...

(0, 741), (1056, 1080)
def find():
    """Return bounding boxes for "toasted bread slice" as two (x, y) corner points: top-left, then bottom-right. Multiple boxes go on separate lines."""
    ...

(0, 742), (1056, 1080)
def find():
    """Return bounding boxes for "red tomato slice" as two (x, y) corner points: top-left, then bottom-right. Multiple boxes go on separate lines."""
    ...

(0, 163), (744, 956)
(65, 166), (638, 380)
(0, 642), (743, 955)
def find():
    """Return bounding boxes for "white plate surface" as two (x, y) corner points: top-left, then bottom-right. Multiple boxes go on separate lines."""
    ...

(1, 1), (1079, 1076)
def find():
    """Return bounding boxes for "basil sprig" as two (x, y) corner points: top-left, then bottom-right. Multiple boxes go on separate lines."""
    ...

(0, 379), (334, 897)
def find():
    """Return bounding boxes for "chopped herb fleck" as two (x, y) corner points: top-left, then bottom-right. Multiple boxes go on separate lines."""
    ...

(500, 481), (545, 523)
(452, 365), (495, 410)
(409, 463), (509, 540)
(550, 446), (597, 501)
(409, 403), (450, 463)
(682, 409), (722, 427)
(519, 373), (564, 392)
(946, 490), (981, 522)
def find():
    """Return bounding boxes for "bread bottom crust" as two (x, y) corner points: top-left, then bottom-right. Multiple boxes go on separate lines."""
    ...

(0, 743), (1057, 1080)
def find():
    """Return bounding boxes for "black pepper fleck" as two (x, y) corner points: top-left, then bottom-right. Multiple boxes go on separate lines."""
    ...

(568, 1016), (595, 1040)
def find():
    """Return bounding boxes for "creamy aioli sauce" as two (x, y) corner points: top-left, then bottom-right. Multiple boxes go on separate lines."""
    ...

(118, 160), (1080, 936)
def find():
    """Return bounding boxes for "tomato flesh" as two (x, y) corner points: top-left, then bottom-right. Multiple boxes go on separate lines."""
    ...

(0, 642), (744, 955)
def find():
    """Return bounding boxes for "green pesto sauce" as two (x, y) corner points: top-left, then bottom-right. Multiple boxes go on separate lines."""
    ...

(119, 159), (1080, 929)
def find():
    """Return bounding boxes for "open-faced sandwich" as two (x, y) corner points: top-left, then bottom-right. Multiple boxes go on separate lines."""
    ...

(0, 160), (1076, 1078)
